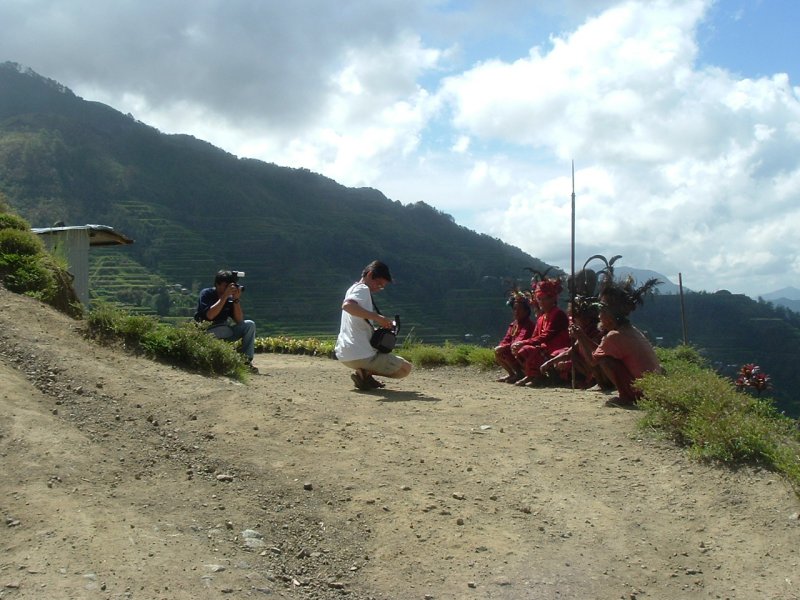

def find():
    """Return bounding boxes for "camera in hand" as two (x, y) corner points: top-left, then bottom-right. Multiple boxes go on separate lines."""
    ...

(370, 314), (400, 354)
(228, 270), (245, 291)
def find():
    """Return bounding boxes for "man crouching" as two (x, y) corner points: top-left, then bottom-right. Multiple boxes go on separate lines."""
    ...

(334, 260), (412, 390)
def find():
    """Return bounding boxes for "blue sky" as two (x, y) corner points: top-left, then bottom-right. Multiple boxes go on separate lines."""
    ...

(1, 0), (798, 297)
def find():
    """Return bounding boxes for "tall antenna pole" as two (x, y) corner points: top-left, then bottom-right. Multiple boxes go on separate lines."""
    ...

(571, 161), (576, 286)
(570, 161), (576, 389)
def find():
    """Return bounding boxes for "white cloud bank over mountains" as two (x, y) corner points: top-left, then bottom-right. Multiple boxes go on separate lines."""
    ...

(1, 0), (798, 297)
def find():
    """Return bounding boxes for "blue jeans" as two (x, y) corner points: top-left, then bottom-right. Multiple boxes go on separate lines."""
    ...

(208, 320), (256, 361)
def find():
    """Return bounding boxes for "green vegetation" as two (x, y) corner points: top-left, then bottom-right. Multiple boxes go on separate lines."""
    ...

(254, 333), (498, 369)
(85, 303), (249, 380)
(399, 338), (496, 369)
(0, 196), (81, 316)
(255, 335), (335, 357)
(637, 346), (800, 496)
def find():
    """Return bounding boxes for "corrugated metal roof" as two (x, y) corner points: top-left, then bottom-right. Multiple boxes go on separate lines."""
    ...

(31, 224), (134, 246)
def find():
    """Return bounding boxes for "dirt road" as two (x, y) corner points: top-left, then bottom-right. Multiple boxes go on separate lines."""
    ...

(1, 286), (798, 599)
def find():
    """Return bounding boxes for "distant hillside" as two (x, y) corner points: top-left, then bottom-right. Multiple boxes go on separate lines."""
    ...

(629, 291), (800, 416)
(0, 61), (550, 342)
(761, 286), (800, 301)
(758, 287), (800, 314)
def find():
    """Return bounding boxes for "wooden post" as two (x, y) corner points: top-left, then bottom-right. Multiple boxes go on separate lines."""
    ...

(679, 272), (688, 345)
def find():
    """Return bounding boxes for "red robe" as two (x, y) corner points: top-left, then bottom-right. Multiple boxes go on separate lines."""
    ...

(495, 316), (535, 364)
(516, 306), (570, 378)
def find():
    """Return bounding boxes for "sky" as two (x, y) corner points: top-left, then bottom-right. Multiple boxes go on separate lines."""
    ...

(1, 0), (799, 298)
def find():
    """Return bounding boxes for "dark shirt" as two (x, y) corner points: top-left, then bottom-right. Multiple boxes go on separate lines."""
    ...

(195, 287), (234, 324)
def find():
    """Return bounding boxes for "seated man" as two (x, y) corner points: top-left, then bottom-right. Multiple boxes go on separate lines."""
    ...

(540, 296), (612, 389)
(494, 293), (536, 383)
(195, 270), (257, 372)
(515, 277), (570, 387)
(571, 277), (663, 406)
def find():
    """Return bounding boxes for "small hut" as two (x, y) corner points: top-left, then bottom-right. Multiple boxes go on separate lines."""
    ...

(31, 224), (134, 306)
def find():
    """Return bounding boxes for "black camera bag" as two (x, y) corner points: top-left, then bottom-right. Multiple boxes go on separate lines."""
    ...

(367, 297), (400, 353)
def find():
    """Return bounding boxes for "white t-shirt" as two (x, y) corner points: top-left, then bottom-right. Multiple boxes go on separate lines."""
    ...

(334, 282), (377, 361)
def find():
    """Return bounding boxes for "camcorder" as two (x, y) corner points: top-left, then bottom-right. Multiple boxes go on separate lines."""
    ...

(228, 270), (245, 291)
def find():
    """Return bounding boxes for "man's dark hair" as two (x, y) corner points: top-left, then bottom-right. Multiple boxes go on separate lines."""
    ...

(362, 260), (392, 282)
(214, 270), (237, 285)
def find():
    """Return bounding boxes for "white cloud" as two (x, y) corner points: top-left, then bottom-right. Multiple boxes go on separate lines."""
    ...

(430, 0), (800, 296)
(1, 0), (799, 296)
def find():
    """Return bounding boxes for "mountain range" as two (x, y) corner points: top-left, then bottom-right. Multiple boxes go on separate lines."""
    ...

(1, 61), (799, 416)
(757, 286), (800, 314)
(0, 61), (550, 343)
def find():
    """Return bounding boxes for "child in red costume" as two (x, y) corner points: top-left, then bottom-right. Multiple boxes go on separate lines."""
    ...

(515, 278), (570, 387)
(494, 294), (536, 383)
(540, 296), (609, 389)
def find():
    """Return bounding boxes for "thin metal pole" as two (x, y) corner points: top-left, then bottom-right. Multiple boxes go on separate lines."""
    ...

(570, 161), (576, 389)
(678, 272), (688, 345)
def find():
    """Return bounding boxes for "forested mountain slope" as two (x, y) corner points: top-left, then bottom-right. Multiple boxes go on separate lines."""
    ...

(0, 61), (549, 341)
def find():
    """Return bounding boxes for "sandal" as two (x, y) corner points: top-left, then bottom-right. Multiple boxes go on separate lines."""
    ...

(350, 371), (371, 391)
(365, 375), (385, 388)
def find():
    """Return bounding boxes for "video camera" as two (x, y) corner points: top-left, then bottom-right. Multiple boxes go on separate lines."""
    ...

(225, 270), (245, 291)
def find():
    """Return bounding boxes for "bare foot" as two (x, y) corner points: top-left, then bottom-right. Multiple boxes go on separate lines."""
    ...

(604, 397), (636, 408)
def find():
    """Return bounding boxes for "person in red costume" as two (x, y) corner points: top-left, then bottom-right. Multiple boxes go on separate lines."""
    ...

(515, 278), (570, 387)
(494, 293), (536, 383)
(540, 296), (611, 389)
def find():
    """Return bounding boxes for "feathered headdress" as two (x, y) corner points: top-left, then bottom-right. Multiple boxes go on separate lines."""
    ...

(571, 294), (600, 319)
(524, 266), (564, 298)
(572, 254), (661, 322)
(599, 274), (661, 322)
(535, 277), (563, 298)
(506, 289), (532, 307)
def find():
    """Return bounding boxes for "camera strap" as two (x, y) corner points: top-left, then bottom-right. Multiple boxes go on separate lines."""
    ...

(364, 294), (382, 328)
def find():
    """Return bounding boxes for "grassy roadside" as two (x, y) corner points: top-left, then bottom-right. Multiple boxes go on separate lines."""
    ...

(637, 346), (800, 495)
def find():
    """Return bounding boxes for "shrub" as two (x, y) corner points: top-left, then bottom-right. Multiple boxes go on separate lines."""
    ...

(398, 340), (496, 369)
(254, 335), (335, 357)
(0, 228), (45, 255)
(637, 347), (800, 495)
(140, 323), (246, 376)
(403, 344), (449, 367)
(0, 208), (80, 316)
(86, 303), (247, 379)
(0, 253), (56, 295)
(0, 213), (31, 231)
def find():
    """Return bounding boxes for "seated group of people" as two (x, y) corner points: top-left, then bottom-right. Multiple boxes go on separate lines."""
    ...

(494, 275), (663, 406)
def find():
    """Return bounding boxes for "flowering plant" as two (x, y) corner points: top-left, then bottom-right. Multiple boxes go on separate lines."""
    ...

(734, 363), (772, 395)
